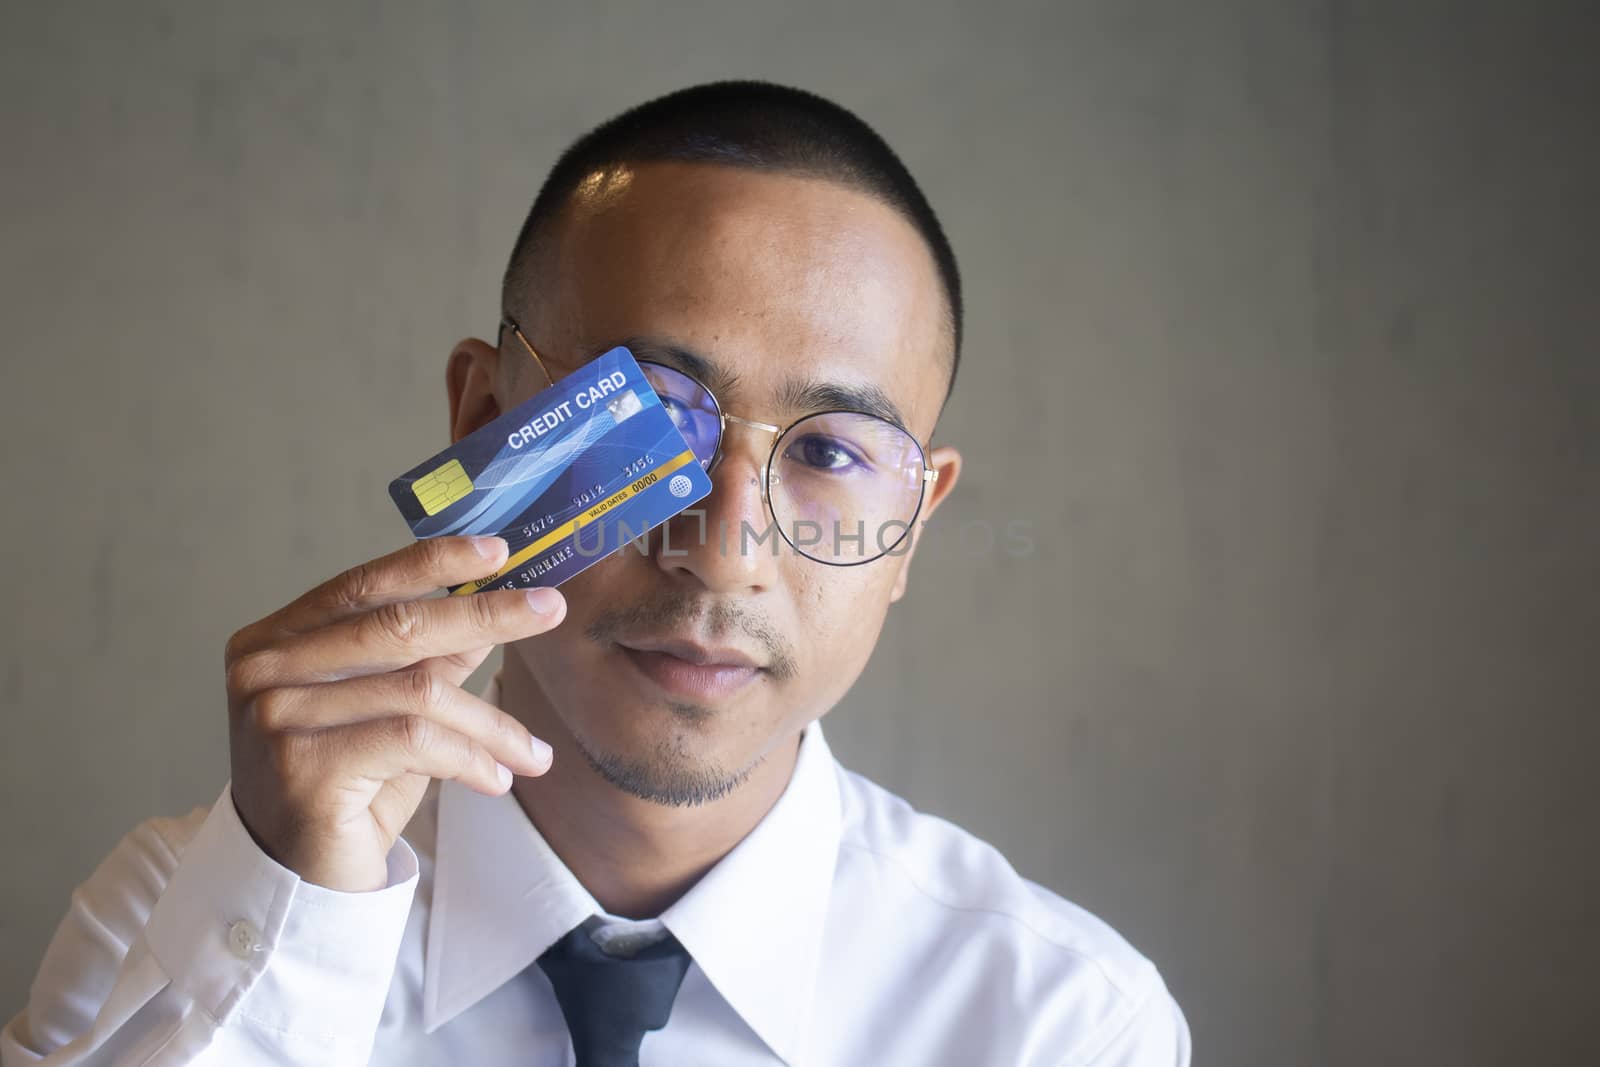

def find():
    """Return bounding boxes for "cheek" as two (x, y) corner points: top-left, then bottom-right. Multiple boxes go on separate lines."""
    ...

(506, 554), (632, 674)
(785, 560), (898, 685)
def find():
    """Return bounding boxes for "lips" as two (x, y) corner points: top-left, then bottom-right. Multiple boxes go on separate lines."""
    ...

(614, 636), (763, 702)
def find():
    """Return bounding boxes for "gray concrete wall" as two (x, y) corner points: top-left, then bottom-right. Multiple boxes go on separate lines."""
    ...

(2, 3), (1594, 1063)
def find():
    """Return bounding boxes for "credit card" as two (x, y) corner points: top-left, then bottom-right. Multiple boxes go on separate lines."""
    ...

(388, 346), (713, 594)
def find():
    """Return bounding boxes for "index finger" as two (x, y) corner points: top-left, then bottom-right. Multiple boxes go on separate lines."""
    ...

(249, 584), (566, 686)
(227, 535), (508, 661)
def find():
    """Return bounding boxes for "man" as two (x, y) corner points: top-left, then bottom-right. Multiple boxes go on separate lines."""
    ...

(3, 81), (1189, 1066)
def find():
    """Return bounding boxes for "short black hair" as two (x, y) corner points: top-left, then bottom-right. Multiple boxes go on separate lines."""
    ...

(500, 79), (963, 399)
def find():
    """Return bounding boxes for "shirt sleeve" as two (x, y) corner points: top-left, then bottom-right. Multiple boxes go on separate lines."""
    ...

(1077, 968), (1192, 1067)
(1, 783), (419, 1067)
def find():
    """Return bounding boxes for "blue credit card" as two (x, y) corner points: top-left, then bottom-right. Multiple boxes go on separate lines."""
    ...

(388, 347), (713, 594)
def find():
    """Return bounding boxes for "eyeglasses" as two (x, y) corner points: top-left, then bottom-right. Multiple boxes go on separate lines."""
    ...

(500, 315), (938, 565)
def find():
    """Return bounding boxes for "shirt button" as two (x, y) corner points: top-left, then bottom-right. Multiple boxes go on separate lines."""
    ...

(227, 919), (262, 959)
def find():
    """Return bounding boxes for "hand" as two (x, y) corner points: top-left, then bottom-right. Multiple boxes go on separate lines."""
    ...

(223, 535), (562, 892)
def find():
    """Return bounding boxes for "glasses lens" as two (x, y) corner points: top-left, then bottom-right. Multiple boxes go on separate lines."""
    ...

(769, 412), (928, 563)
(639, 362), (721, 468)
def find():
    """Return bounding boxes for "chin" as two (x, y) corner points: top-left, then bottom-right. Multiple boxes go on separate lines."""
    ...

(510, 631), (787, 806)
(560, 687), (763, 808)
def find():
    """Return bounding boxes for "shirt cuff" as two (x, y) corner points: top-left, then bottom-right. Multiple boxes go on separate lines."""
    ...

(143, 782), (419, 1053)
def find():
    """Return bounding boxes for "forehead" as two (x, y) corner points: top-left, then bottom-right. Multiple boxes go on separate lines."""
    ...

(531, 161), (950, 434)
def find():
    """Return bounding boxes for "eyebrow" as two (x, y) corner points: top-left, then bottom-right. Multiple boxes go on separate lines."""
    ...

(599, 336), (740, 396)
(776, 378), (908, 431)
(592, 334), (910, 430)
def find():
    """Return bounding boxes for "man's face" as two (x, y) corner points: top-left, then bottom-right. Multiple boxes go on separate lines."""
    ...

(450, 161), (960, 805)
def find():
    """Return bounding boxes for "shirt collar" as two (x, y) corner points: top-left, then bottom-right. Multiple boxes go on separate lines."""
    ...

(422, 671), (843, 1065)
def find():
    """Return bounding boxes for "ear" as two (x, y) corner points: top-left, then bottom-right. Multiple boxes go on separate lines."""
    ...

(446, 337), (504, 443)
(889, 444), (962, 603)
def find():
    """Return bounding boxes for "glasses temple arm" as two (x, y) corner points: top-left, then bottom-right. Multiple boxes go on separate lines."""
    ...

(499, 315), (556, 389)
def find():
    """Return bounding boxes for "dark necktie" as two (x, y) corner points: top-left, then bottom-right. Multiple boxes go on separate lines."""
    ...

(535, 924), (694, 1067)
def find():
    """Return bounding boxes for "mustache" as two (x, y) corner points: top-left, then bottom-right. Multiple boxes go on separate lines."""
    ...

(583, 589), (799, 682)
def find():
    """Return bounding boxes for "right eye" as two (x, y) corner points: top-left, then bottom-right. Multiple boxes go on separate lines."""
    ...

(658, 393), (690, 426)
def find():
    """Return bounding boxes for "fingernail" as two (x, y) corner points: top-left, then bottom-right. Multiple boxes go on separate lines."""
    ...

(530, 735), (554, 768)
(473, 536), (507, 560)
(525, 587), (563, 615)
(495, 762), (513, 789)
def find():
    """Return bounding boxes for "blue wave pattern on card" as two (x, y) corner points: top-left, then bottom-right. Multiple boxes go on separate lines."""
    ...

(388, 347), (713, 592)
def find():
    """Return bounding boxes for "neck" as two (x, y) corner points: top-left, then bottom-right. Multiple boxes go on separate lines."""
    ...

(499, 651), (802, 919)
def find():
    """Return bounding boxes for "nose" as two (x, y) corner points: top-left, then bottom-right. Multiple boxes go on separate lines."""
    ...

(652, 427), (781, 594)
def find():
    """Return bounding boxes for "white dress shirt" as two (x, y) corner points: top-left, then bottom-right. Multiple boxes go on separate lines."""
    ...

(3, 674), (1190, 1066)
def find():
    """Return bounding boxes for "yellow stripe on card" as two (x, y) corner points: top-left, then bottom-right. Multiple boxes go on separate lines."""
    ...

(451, 449), (699, 595)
